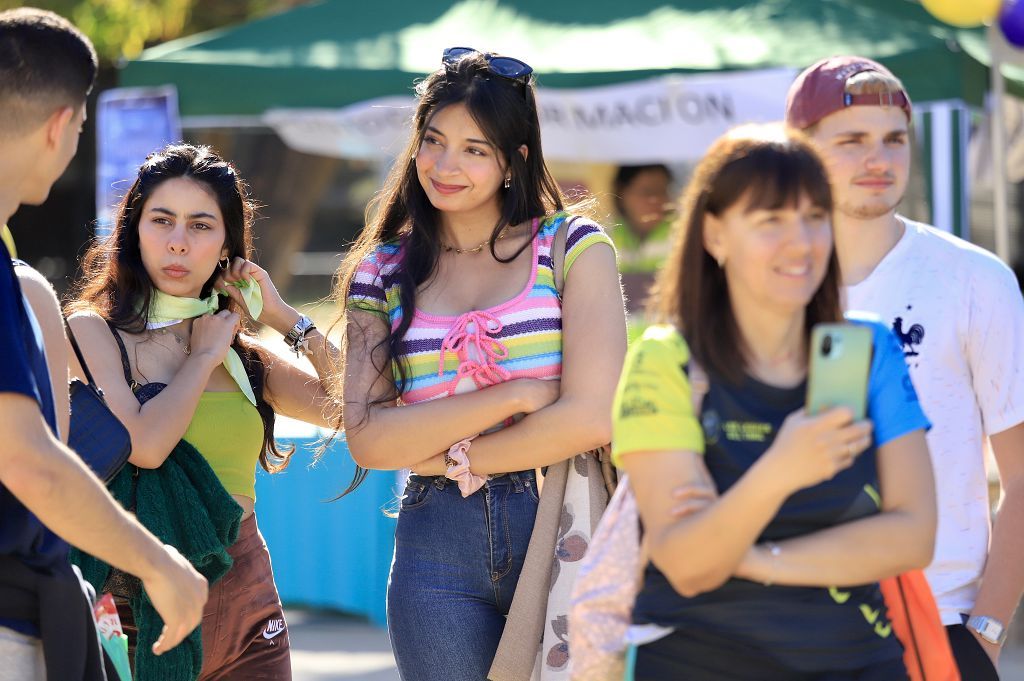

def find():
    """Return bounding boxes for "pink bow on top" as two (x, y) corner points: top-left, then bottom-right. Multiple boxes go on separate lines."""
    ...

(438, 310), (512, 396)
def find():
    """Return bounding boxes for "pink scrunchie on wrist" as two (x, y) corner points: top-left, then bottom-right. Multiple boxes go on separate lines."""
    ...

(445, 439), (486, 498)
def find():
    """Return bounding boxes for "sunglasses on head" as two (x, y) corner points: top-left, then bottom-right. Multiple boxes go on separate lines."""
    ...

(442, 46), (534, 83)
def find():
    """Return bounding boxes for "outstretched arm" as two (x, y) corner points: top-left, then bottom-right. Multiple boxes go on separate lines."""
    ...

(0, 393), (208, 654)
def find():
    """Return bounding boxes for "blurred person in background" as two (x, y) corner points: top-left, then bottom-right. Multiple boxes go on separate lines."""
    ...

(609, 163), (674, 275)
(610, 164), (674, 338)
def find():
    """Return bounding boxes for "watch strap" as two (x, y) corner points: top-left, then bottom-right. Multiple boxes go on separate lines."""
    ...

(967, 615), (1007, 645)
(283, 315), (316, 355)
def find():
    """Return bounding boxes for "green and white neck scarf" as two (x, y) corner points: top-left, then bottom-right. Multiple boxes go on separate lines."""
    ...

(145, 281), (263, 405)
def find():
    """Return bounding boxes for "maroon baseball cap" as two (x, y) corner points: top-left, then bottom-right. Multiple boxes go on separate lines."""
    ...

(785, 56), (912, 130)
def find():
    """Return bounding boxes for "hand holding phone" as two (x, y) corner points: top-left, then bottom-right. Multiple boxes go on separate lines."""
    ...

(806, 323), (873, 420)
(754, 322), (877, 492)
(764, 408), (874, 492)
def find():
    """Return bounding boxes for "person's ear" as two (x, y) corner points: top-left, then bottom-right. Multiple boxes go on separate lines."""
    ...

(703, 213), (728, 268)
(43, 106), (75, 149)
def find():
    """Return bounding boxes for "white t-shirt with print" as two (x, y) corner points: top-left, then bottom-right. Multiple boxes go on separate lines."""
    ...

(846, 217), (1024, 625)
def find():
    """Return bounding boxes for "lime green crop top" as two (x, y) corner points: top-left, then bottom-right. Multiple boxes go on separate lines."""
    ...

(182, 392), (265, 499)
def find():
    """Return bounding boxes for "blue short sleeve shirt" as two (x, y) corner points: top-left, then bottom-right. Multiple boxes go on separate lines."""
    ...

(0, 241), (66, 571)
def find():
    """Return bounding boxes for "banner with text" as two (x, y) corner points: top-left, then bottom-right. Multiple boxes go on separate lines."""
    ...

(264, 68), (797, 163)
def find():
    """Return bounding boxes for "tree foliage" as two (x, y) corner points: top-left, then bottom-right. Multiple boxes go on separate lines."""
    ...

(0, 0), (309, 63)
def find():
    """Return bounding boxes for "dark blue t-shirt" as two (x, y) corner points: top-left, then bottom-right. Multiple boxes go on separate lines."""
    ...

(632, 318), (931, 674)
(0, 244), (67, 571)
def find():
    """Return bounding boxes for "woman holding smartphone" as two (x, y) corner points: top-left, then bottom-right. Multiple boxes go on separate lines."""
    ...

(613, 125), (936, 680)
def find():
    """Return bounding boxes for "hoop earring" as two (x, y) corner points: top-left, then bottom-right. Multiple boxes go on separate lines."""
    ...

(219, 256), (230, 269)
(503, 176), (511, 189)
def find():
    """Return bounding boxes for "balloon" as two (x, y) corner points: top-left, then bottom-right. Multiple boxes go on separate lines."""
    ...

(1000, 0), (1024, 47)
(921, 0), (1000, 27)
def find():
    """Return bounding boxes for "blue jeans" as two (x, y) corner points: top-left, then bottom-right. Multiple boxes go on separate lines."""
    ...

(386, 471), (539, 681)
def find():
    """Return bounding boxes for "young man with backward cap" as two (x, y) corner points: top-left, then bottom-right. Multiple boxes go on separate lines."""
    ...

(786, 56), (1024, 681)
(0, 8), (207, 679)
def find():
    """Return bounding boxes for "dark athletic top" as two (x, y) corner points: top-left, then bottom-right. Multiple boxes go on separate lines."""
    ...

(614, 320), (930, 673)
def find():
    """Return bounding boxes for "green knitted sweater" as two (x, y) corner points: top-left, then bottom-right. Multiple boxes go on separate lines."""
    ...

(70, 439), (242, 681)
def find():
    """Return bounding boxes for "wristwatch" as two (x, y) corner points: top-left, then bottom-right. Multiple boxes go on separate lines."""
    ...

(283, 314), (316, 356)
(966, 615), (1007, 645)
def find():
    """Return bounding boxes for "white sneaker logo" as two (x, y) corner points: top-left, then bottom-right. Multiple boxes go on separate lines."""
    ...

(262, 618), (286, 640)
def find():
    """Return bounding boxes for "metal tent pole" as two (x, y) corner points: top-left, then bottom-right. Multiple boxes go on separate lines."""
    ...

(990, 24), (1012, 263)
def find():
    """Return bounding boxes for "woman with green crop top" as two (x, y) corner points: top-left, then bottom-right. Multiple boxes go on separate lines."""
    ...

(66, 144), (337, 680)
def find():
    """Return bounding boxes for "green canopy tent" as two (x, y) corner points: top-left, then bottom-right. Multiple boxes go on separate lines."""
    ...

(123, 0), (999, 115)
(121, 0), (1016, 240)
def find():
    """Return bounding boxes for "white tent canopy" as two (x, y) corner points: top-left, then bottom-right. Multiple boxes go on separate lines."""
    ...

(263, 68), (797, 164)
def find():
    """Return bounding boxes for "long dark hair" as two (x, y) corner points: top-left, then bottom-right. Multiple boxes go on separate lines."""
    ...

(650, 125), (843, 384)
(328, 50), (573, 495)
(67, 143), (293, 473)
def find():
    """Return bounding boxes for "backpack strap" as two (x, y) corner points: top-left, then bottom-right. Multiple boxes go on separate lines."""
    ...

(685, 356), (717, 491)
(551, 215), (578, 298)
(687, 358), (709, 416)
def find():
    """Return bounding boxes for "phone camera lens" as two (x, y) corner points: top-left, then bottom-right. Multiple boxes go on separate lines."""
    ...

(821, 334), (833, 356)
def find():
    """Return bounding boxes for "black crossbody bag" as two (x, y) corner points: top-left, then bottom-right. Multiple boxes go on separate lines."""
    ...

(65, 320), (132, 482)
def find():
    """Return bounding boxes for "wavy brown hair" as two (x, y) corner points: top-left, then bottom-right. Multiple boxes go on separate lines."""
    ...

(327, 50), (581, 496)
(650, 125), (843, 384)
(66, 143), (294, 473)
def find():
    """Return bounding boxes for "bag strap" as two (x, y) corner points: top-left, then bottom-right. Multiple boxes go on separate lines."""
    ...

(63, 318), (97, 386)
(66, 318), (139, 391)
(105, 322), (137, 390)
(552, 215), (578, 297)
(687, 357), (709, 416)
(894, 575), (927, 680)
(685, 357), (715, 491)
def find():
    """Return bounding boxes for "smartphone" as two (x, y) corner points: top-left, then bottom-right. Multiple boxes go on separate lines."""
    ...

(806, 323), (873, 420)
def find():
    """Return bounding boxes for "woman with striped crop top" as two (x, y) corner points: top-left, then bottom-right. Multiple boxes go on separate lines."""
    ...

(333, 49), (627, 680)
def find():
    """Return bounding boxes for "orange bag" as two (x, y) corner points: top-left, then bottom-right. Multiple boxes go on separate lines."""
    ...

(880, 571), (961, 681)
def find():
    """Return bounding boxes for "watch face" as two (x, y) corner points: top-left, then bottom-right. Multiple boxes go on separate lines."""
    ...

(971, 616), (1006, 644)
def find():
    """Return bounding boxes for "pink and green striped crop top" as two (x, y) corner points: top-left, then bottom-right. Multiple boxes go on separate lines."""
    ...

(347, 213), (614, 405)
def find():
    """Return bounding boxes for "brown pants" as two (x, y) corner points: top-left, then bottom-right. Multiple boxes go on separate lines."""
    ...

(118, 515), (291, 680)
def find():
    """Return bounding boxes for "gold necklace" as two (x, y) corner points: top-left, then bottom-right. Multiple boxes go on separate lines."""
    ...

(154, 327), (191, 355)
(441, 227), (510, 255)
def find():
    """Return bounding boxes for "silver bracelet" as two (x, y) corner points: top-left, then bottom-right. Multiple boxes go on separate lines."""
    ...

(283, 315), (316, 357)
